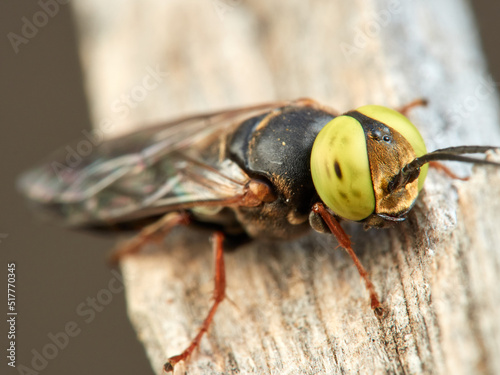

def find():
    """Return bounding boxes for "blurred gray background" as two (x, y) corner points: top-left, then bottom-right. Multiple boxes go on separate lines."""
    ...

(1, 1), (499, 374)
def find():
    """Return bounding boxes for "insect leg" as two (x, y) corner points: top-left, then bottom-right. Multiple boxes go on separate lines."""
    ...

(108, 212), (190, 265)
(312, 203), (383, 314)
(164, 231), (226, 372)
(397, 98), (428, 116)
(429, 161), (469, 181)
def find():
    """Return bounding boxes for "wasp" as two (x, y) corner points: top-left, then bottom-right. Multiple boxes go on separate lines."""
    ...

(18, 98), (500, 372)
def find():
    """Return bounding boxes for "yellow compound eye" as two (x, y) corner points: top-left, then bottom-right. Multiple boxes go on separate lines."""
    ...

(310, 105), (428, 222)
(310, 115), (375, 221)
(356, 105), (428, 190)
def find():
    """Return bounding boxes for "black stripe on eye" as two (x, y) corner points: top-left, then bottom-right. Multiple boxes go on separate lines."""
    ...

(334, 161), (343, 179)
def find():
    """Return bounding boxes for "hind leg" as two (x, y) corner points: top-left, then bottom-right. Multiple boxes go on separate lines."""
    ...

(108, 212), (191, 265)
(163, 231), (226, 372)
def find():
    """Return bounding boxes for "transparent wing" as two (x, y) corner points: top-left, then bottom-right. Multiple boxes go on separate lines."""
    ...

(19, 101), (290, 226)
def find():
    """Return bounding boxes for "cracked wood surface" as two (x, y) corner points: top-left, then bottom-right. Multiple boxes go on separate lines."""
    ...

(71, 0), (500, 374)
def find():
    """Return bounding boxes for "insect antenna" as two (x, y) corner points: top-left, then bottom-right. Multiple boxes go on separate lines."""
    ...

(388, 145), (500, 193)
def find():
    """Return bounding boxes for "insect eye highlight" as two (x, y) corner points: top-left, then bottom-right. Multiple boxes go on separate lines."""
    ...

(370, 128), (393, 143)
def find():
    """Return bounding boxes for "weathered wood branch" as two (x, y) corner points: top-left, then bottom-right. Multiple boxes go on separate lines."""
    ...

(71, 1), (500, 374)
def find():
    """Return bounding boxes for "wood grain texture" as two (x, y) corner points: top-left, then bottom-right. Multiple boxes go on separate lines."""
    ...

(71, 0), (500, 374)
